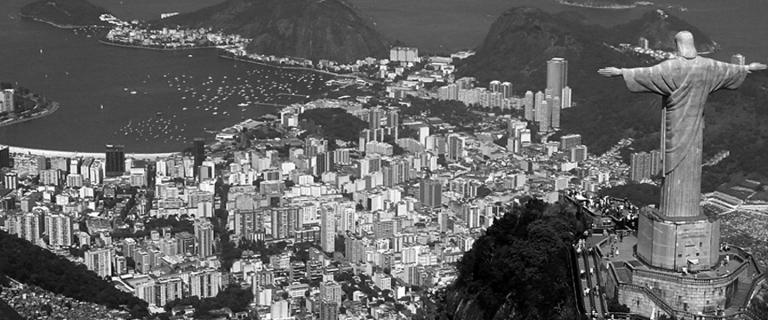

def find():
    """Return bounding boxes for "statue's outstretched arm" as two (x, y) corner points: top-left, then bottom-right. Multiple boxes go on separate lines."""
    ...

(597, 67), (622, 78)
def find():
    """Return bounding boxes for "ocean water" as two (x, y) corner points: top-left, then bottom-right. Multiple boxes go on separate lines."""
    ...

(0, 0), (764, 152)
(0, 0), (328, 153)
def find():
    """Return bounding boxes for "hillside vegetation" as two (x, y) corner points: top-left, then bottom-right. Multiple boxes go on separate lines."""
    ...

(458, 7), (768, 191)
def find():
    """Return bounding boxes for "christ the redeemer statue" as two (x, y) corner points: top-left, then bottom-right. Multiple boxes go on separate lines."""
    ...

(598, 31), (766, 218)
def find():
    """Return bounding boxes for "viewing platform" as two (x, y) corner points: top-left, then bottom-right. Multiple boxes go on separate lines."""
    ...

(593, 232), (766, 319)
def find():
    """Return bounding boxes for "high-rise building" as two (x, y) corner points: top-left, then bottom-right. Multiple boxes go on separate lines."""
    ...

(638, 37), (649, 50)
(193, 138), (205, 167)
(4, 172), (18, 189)
(561, 86), (572, 109)
(570, 145), (588, 163)
(194, 219), (214, 258)
(0, 89), (14, 114)
(419, 179), (442, 208)
(189, 269), (222, 298)
(489, 80), (501, 93)
(320, 301), (339, 320)
(534, 91), (549, 131)
(271, 299), (290, 320)
(630, 150), (662, 182)
(501, 81), (513, 98)
(438, 84), (458, 101)
(271, 206), (300, 240)
(320, 208), (336, 253)
(0, 145), (9, 168)
(447, 134), (465, 162)
(523, 91), (535, 121)
(46, 213), (72, 247)
(546, 58), (568, 99)
(85, 248), (113, 278)
(105, 144), (125, 177)
(559, 134), (582, 151)
(550, 96), (561, 129)
(320, 280), (343, 306)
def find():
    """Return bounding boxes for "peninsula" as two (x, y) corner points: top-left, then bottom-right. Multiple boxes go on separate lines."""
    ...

(0, 83), (60, 128)
(19, 0), (109, 29)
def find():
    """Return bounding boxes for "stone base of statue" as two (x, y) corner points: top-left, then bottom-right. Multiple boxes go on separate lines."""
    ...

(636, 207), (720, 272)
(595, 205), (766, 319)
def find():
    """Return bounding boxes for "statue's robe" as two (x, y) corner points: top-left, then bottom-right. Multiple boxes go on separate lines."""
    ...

(621, 57), (748, 218)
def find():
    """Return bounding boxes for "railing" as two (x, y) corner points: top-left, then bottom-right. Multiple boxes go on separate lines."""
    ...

(742, 274), (766, 310)
(591, 251), (609, 314)
(568, 246), (588, 320)
(626, 260), (752, 287)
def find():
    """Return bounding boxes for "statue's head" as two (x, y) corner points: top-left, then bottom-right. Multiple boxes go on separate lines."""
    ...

(675, 31), (697, 59)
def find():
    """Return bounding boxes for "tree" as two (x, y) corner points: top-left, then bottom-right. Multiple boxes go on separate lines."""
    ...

(443, 199), (587, 320)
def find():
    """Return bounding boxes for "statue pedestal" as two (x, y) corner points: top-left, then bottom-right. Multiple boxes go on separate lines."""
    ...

(636, 207), (720, 272)
(594, 206), (766, 319)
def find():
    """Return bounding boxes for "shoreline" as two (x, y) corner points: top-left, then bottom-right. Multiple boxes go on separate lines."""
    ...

(0, 101), (60, 128)
(98, 39), (222, 52)
(557, 0), (639, 9)
(218, 54), (358, 79)
(19, 13), (109, 30)
(7, 145), (179, 160)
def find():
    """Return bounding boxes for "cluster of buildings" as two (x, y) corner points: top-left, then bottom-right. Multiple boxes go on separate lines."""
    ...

(522, 57), (573, 133)
(105, 24), (249, 50)
(437, 78), (525, 111)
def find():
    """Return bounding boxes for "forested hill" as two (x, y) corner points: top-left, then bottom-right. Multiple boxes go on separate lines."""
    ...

(157, 0), (389, 63)
(0, 231), (149, 317)
(20, 0), (109, 27)
(458, 7), (767, 191)
(428, 199), (589, 320)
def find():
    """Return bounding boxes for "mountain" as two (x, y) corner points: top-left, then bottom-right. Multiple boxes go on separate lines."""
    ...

(158, 0), (389, 63)
(458, 7), (768, 191)
(610, 9), (716, 53)
(20, 0), (109, 28)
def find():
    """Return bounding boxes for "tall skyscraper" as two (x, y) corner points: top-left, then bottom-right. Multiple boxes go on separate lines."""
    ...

(546, 58), (568, 99)
(320, 208), (336, 253)
(419, 179), (442, 208)
(0, 145), (9, 169)
(85, 248), (113, 278)
(105, 144), (125, 177)
(489, 80), (501, 93)
(535, 92), (550, 132)
(4, 172), (18, 189)
(561, 86), (572, 109)
(544, 58), (568, 132)
(501, 81), (513, 98)
(550, 96), (561, 129)
(46, 213), (72, 247)
(190, 269), (222, 298)
(194, 219), (214, 258)
(447, 134), (465, 162)
(523, 91), (535, 121)
(193, 138), (205, 167)
(630, 151), (661, 182)
(0, 89), (14, 114)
